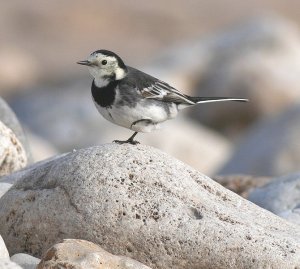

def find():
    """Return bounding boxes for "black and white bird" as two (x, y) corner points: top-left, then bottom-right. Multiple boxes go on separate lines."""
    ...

(78, 49), (248, 144)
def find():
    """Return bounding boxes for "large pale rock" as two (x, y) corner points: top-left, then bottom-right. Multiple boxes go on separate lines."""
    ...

(0, 121), (27, 177)
(11, 253), (40, 269)
(10, 82), (231, 174)
(37, 239), (151, 269)
(0, 98), (30, 162)
(0, 154), (68, 185)
(0, 235), (9, 260)
(1, 144), (300, 268)
(219, 105), (300, 177)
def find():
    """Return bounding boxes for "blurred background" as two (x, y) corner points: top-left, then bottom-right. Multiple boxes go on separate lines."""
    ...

(1, 0), (300, 177)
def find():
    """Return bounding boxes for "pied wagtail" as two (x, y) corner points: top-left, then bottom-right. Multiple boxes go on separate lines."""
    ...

(77, 49), (248, 144)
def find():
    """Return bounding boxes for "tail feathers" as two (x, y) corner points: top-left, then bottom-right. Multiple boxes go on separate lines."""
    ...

(188, 96), (249, 104)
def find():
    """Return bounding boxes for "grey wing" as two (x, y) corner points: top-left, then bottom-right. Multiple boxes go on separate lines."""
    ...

(141, 80), (195, 105)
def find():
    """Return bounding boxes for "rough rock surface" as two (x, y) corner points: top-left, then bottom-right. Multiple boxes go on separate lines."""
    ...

(1, 144), (300, 269)
(0, 98), (31, 162)
(0, 121), (27, 177)
(219, 105), (300, 177)
(37, 239), (151, 269)
(0, 235), (9, 260)
(0, 260), (22, 269)
(11, 253), (40, 269)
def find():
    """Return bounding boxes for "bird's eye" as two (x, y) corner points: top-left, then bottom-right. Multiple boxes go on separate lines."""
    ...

(102, 60), (107, 65)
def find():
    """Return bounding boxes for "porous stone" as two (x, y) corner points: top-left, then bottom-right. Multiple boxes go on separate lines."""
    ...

(37, 239), (151, 269)
(0, 154), (68, 185)
(10, 253), (40, 269)
(0, 235), (9, 260)
(0, 121), (27, 177)
(1, 144), (300, 269)
(0, 98), (31, 162)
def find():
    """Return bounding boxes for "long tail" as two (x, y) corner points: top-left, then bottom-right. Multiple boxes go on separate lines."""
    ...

(188, 96), (248, 104)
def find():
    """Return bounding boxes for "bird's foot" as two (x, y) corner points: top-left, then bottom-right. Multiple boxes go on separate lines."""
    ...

(113, 139), (140, 145)
(113, 132), (140, 145)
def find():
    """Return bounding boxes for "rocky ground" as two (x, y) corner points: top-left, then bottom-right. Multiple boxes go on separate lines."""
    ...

(1, 105), (300, 268)
(2, 3), (300, 268)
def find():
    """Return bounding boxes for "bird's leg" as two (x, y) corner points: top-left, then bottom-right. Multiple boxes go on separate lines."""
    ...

(126, 132), (139, 144)
(113, 132), (139, 145)
(113, 119), (152, 145)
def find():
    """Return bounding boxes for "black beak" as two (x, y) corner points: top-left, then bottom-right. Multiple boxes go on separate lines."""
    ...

(77, 60), (92, 66)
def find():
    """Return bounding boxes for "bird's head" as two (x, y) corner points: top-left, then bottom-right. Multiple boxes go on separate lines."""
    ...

(77, 50), (127, 87)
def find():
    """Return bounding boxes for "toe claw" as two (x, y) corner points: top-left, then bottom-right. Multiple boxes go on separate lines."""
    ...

(113, 140), (124, 144)
(113, 139), (139, 145)
(113, 132), (140, 145)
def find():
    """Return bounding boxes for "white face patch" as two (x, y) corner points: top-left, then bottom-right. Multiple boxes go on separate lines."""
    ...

(115, 67), (126, 80)
(86, 53), (126, 86)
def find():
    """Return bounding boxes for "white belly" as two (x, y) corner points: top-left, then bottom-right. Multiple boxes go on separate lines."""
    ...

(94, 101), (178, 133)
